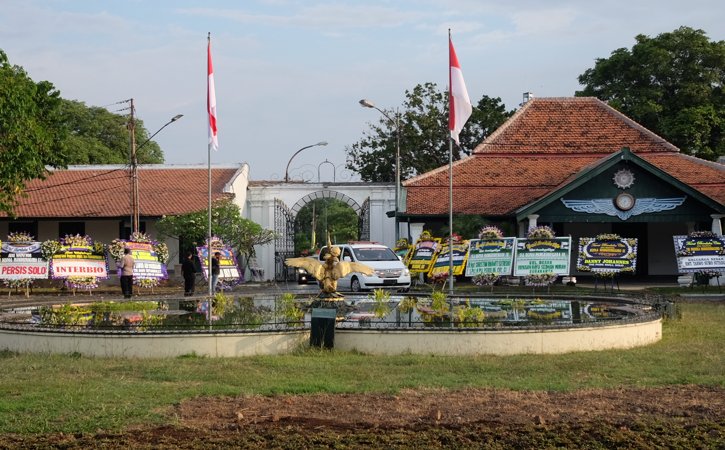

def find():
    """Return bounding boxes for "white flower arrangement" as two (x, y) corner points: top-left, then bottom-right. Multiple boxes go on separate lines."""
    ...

(525, 273), (558, 286)
(472, 272), (499, 286)
(595, 233), (621, 241)
(7, 231), (34, 243)
(478, 226), (503, 240)
(695, 270), (721, 278)
(527, 226), (555, 240)
(594, 271), (617, 279)
(135, 278), (161, 289)
(65, 276), (98, 290)
(108, 239), (126, 261)
(41, 240), (61, 260)
(689, 231), (716, 238)
(154, 242), (169, 264)
(61, 234), (93, 247)
(3, 279), (33, 289)
(130, 231), (152, 243)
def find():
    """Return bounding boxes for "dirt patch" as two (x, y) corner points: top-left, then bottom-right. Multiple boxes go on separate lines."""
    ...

(1, 385), (722, 448)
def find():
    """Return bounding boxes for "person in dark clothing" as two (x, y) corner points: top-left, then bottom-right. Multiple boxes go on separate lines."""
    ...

(211, 251), (221, 292)
(181, 252), (196, 296)
(119, 248), (134, 299)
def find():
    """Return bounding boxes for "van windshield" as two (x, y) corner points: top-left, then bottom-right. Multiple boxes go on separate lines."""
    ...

(353, 247), (398, 262)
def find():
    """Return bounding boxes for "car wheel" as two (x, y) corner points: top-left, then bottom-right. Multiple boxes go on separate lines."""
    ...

(351, 277), (362, 293)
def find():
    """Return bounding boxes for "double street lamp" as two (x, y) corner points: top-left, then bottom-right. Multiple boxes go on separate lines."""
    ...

(284, 141), (328, 182)
(359, 99), (401, 242)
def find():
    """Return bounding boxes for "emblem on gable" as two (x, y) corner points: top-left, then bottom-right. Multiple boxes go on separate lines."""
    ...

(561, 197), (686, 220)
(613, 169), (635, 189)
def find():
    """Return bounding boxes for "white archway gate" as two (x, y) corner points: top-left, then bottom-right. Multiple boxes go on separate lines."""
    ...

(246, 181), (396, 281)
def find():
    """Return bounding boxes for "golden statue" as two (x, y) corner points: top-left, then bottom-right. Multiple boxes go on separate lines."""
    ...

(285, 236), (374, 298)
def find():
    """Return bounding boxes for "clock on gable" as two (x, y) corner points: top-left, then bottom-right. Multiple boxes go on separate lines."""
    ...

(615, 192), (635, 211)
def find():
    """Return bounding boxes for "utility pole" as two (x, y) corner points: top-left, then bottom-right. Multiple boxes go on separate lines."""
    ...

(128, 98), (139, 235)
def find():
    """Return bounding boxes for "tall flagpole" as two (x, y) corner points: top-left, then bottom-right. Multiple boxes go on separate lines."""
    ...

(207, 32), (215, 326)
(448, 146), (454, 295)
(447, 31), (472, 297)
(448, 29), (454, 296)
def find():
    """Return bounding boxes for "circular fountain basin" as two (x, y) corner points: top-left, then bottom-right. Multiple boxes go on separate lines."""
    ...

(0, 294), (662, 358)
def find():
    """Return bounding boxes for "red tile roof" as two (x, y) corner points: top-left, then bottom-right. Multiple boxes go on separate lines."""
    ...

(472, 97), (678, 155)
(4, 165), (242, 218)
(404, 97), (725, 216)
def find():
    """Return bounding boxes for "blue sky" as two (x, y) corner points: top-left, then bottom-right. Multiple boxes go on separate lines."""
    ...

(2, 1), (723, 181)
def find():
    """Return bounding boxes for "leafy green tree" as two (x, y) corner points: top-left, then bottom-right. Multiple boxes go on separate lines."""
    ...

(294, 198), (359, 254)
(346, 82), (513, 182)
(156, 199), (276, 272)
(60, 99), (164, 164)
(577, 26), (725, 160)
(438, 215), (516, 240)
(0, 50), (68, 215)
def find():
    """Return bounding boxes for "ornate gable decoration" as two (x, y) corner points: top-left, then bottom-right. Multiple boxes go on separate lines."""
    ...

(613, 169), (635, 189)
(561, 197), (686, 220)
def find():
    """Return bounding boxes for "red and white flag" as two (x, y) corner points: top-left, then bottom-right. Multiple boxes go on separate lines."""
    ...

(207, 35), (218, 150)
(448, 36), (472, 145)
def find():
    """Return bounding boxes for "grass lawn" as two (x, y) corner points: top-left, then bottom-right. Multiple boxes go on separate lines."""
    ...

(0, 302), (722, 434)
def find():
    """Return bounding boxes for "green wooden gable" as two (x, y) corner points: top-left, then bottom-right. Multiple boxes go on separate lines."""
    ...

(516, 148), (724, 223)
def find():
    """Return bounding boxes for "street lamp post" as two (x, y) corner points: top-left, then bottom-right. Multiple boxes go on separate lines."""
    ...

(359, 99), (400, 242)
(129, 114), (184, 234)
(284, 141), (328, 182)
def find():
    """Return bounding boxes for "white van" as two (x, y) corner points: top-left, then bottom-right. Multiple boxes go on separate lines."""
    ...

(318, 242), (411, 292)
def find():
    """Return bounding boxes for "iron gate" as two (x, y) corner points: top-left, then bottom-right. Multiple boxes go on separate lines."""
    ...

(359, 198), (370, 241)
(274, 199), (295, 281)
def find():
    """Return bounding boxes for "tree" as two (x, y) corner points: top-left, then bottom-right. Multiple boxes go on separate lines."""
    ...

(60, 99), (164, 164)
(577, 26), (725, 161)
(294, 198), (359, 254)
(0, 50), (68, 216)
(156, 199), (276, 273)
(346, 82), (513, 182)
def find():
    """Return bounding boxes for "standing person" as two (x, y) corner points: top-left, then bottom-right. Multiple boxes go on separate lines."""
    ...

(211, 251), (221, 293)
(119, 248), (134, 299)
(181, 252), (197, 296)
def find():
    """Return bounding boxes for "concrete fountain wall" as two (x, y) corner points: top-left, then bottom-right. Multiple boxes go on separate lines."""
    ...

(334, 319), (662, 355)
(0, 328), (310, 358)
(0, 318), (661, 358)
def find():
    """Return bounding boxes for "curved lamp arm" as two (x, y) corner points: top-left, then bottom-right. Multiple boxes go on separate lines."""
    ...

(284, 141), (328, 182)
(136, 114), (183, 152)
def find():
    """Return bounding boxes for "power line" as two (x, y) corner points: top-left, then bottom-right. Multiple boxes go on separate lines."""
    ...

(24, 169), (129, 193)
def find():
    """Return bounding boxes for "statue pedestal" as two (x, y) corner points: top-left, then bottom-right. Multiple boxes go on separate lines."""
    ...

(310, 307), (336, 349)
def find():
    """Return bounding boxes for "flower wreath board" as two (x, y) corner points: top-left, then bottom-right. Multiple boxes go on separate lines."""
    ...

(407, 237), (441, 274)
(577, 236), (638, 274)
(464, 237), (516, 277)
(672, 233), (725, 273)
(196, 239), (242, 284)
(0, 240), (49, 280)
(513, 237), (572, 277)
(125, 241), (168, 281)
(50, 239), (109, 279)
(428, 240), (470, 277)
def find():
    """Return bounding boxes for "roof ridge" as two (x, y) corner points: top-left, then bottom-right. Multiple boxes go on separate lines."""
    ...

(596, 99), (680, 153)
(403, 153), (471, 185)
(471, 97), (534, 153)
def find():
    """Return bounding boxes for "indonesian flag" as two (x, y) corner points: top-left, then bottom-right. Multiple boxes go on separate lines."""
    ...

(448, 36), (472, 145)
(207, 35), (218, 150)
